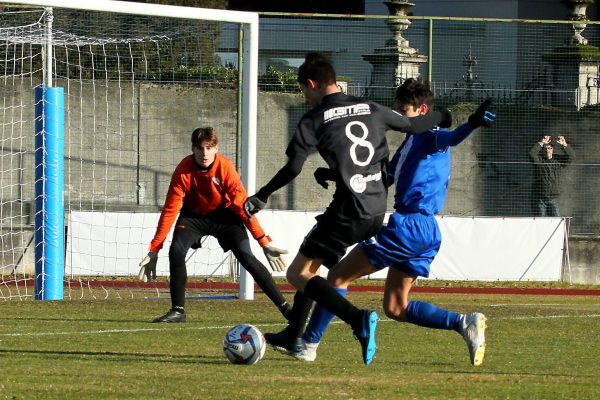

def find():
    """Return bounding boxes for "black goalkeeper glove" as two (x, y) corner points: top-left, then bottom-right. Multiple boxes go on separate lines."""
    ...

(244, 195), (267, 219)
(468, 99), (496, 128)
(314, 167), (337, 189)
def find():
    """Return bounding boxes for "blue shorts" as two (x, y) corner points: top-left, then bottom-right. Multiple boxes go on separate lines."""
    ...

(359, 212), (441, 278)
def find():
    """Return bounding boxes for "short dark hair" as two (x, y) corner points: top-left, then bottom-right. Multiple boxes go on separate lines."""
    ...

(297, 52), (336, 86)
(394, 77), (434, 109)
(191, 127), (218, 147)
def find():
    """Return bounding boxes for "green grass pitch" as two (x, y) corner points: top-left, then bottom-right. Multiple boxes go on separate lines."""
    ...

(1, 291), (599, 399)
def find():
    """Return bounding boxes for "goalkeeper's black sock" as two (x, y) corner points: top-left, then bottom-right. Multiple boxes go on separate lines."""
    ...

(285, 291), (313, 339)
(169, 265), (187, 311)
(247, 263), (288, 311)
(236, 250), (289, 318)
(304, 275), (361, 329)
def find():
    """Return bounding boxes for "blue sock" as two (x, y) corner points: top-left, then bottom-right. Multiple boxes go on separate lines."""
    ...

(302, 287), (347, 344)
(406, 300), (462, 331)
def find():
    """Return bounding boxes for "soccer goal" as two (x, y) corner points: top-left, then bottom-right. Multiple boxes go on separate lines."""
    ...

(0, 0), (259, 300)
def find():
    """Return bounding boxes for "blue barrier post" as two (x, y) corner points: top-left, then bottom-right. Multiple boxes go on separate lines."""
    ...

(34, 86), (65, 300)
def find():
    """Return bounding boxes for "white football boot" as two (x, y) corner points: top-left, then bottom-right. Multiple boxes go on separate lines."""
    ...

(459, 312), (487, 366)
(293, 340), (319, 362)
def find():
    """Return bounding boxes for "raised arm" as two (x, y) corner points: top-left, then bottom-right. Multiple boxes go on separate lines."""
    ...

(383, 106), (452, 134)
(529, 142), (544, 162)
(556, 135), (574, 165)
(529, 136), (549, 162)
(562, 144), (575, 164)
(435, 99), (496, 148)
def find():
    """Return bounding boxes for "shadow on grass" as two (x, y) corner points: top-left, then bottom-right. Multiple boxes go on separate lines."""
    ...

(0, 348), (228, 365)
(0, 316), (181, 323)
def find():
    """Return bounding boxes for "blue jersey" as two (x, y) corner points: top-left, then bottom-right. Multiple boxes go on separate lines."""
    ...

(389, 123), (474, 215)
(361, 122), (475, 276)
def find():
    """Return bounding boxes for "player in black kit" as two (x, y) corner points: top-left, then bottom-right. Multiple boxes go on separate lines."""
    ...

(244, 52), (450, 365)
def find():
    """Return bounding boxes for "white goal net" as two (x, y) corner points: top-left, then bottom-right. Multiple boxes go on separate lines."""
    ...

(0, 0), (259, 300)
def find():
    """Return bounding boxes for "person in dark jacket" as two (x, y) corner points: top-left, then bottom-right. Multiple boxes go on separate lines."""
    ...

(529, 135), (574, 216)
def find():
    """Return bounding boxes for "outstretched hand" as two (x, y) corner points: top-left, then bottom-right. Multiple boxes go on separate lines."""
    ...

(262, 244), (288, 272)
(137, 251), (157, 282)
(468, 99), (496, 128)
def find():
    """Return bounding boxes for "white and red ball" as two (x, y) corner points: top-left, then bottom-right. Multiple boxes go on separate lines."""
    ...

(223, 324), (266, 365)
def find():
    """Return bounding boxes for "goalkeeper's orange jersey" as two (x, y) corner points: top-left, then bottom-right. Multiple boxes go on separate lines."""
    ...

(149, 153), (270, 253)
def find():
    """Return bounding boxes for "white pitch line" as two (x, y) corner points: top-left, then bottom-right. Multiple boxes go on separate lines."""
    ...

(499, 314), (600, 320)
(1, 327), (167, 337)
(488, 303), (599, 307)
(0, 322), (288, 338)
(2, 314), (600, 338)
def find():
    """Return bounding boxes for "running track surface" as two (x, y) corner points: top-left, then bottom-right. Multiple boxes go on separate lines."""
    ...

(113, 281), (600, 296)
(3, 280), (599, 296)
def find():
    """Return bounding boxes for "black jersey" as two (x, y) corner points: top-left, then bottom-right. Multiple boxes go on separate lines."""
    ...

(286, 92), (419, 220)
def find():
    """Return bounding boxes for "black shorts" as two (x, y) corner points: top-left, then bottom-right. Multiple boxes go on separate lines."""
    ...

(172, 209), (248, 253)
(299, 213), (385, 267)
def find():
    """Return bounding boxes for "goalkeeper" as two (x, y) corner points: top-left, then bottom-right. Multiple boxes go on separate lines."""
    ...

(139, 127), (290, 323)
(295, 79), (495, 366)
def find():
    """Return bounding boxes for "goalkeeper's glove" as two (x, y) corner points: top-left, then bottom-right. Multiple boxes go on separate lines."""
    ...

(314, 167), (337, 189)
(262, 243), (288, 272)
(244, 195), (266, 219)
(468, 99), (496, 128)
(137, 251), (157, 282)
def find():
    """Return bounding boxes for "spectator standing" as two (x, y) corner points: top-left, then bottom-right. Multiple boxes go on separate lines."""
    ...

(529, 135), (574, 216)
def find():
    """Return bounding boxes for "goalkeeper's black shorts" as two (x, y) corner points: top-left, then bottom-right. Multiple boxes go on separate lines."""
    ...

(299, 212), (384, 268)
(172, 209), (248, 254)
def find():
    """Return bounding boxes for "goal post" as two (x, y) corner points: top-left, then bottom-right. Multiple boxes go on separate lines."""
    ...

(34, 85), (65, 300)
(0, 0), (259, 300)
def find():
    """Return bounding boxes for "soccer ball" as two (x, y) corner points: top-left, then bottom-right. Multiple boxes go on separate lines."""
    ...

(223, 324), (266, 365)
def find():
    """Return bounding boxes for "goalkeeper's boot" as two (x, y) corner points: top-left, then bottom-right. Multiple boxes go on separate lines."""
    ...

(459, 312), (487, 366)
(294, 339), (319, 362)
(152, 308), (186, 323)
(265, 328), (303, 358)
(352, 309), (379, 366)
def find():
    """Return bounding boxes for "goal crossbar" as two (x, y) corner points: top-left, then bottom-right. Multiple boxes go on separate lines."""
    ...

(0, 0), (258, 24)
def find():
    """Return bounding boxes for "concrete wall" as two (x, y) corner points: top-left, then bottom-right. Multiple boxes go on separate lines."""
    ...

(566, 236), (600, 284)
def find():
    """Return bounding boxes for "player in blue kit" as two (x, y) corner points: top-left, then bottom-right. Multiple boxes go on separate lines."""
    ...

(293, 78), (495, 366)
(244, 54), (450, 365)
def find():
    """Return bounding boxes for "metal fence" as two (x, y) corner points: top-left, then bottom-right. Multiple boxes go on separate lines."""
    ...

(1, 10), (599, 239)
(250, 14), (600, 236)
